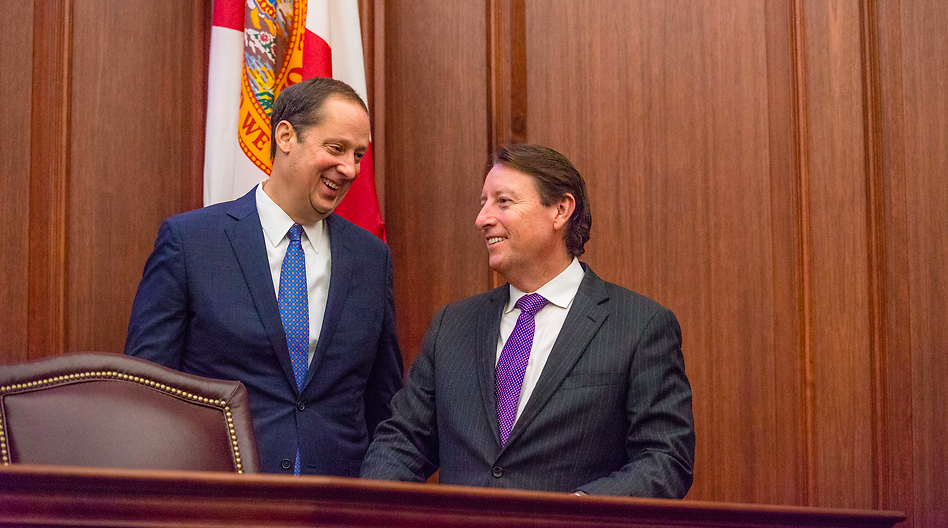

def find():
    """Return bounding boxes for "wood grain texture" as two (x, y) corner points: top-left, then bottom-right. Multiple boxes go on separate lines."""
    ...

(382, 0), (491, 368)
(523, 0), (789, 504)
(872, 0), (915, 525)
(768, 0), (809, 507)
(65, 0), (208, 352)
(27, 0), (71, 360)
(801, 0), (874, 508)
(488, 0), (527, 148)
(857, 0), (890, 513)
(899, 1), (948, 526)
(0, 465), (907, 528)
(0, 2), (34, 361)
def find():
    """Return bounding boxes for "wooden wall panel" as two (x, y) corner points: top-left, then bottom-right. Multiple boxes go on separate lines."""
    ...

(899, 1), (948, 526)
(380, 1), (947, 521)
(0, 2), (33, 362)
(523, 0), (799, 504)
(764, 0), (809, 509)
(383, 0), (490, 367)
(27, 0), (71, 359)
(872, 0), (914, 523)
(800, 0), (874, 508)
(0, 0), (207, 360)
(65, 0), (207, 352)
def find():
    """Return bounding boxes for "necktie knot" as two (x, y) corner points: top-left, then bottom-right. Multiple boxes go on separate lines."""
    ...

(516, 293), (548, 317)
(287, 224), (304, 243)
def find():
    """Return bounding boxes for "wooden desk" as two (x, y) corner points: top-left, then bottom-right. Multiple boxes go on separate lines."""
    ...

(0, 464), (904, 528)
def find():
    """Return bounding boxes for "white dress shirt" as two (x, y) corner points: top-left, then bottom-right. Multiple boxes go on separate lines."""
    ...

(496, 257), (584, 423)
(256, 182), (331, 366)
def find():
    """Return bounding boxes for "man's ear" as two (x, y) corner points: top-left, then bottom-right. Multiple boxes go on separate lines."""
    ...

(273, 120), (296, 154)
(553, 193), (576, 230)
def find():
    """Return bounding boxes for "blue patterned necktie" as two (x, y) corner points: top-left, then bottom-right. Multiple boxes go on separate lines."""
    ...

(495, 293), (548, 445)
(278, 224), (308, 474)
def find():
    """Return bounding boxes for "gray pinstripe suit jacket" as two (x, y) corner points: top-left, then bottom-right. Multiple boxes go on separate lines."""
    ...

(361, 264), (695, 497)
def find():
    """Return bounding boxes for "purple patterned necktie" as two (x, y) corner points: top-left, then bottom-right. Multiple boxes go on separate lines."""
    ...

(278, 224), (308, 474)
(496, 293), (548, 446)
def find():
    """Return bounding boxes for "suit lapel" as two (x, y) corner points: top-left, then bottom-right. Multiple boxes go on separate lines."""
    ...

(303, 214), (350, 387)
(502, 267), (609, 449)
(224, 188), (297, 388)
(476, 285), (509, 445)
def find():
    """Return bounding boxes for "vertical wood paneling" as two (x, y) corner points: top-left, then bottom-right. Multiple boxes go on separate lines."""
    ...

(523, 0), (796, 504)
(788, 0), (819, 505)
(802, 0), (874, 509)
(27, 0), (71, 359)
(766, 0), (809, 507)
(0, 2), (34, 362)
(383, 0), (490, 368)
(900, 1), (948, 526)
(857, 0), (890, 513)
(65, 0), (207, 352)
(873, 0), (915, 525)
(488, 0), (527, 148)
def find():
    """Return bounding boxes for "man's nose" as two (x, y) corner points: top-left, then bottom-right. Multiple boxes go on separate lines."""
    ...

(339, 156), (359, 180)
(475, 204), (492, 229)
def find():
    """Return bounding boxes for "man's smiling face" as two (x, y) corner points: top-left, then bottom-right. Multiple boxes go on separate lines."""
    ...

(475, 163), (563, 288)
(268, 95), (370, 225)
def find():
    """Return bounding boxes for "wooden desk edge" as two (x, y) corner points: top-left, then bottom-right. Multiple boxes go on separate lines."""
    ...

(0, 464), (906, 528)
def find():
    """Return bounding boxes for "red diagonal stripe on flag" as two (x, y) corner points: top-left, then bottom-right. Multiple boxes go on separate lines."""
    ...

(212, 0), (242, 30)
(303, 29), (333, 79)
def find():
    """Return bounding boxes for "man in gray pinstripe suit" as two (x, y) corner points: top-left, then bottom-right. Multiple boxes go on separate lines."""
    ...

(362, 144), (694, 497)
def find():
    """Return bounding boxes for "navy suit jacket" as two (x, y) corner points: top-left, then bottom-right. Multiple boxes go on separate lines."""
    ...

(361, 265), (694, 497)
(126, 187), (403, 476)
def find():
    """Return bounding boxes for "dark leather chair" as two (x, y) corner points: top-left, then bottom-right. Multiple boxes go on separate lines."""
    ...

(0, 352), (259, 473)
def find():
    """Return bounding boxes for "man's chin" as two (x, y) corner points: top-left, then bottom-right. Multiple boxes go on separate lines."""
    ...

(309, 200), (339, 220)
(486, 256), (507, 277)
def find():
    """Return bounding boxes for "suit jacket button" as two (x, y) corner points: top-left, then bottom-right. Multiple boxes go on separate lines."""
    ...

(491, 466), (504, 478)
(281, 459), (292, 470)
(297, 401), (305, 411)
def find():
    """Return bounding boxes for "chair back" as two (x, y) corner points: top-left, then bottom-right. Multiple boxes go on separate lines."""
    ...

(0, 353), (259, 473)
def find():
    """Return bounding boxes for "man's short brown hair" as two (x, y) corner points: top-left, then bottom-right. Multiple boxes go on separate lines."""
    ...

(489, 144), (592, 257)
(269, 76), (368, 159)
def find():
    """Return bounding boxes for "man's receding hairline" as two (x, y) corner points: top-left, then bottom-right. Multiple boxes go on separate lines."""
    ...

(293, 94), (369, 145)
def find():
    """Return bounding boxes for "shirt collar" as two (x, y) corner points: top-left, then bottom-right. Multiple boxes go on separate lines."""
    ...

(255, 181), (325, 251)
(505, 257), (584, 314)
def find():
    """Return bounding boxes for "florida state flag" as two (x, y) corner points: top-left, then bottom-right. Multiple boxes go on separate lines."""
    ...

(204, 0), (385, 239)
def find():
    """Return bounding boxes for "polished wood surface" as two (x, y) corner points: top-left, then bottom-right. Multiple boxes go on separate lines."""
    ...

(802, 0), (875, 507)
(1, 0), (208, 359)
(893, 2), (948, 527)
(0, 1), (33, 362)
(0, 465), (904, 528)
(869, 1), (912, 523)
(27, 0), (70, 361)
(65, 0), (208, 352)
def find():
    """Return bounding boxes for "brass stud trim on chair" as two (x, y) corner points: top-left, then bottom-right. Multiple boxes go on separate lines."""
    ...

(0, 370), (246, 473)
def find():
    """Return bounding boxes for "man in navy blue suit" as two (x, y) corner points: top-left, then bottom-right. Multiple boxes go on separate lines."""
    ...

(126, 77), (403, 476)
